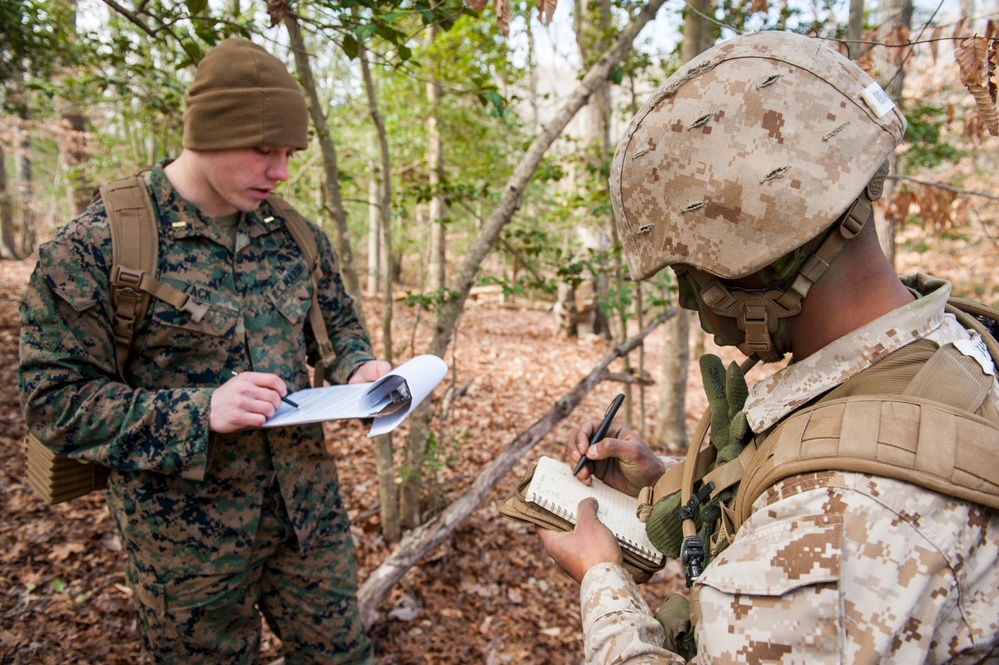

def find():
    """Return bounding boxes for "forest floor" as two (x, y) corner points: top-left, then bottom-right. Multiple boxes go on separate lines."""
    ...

(1, 218), (996, 663)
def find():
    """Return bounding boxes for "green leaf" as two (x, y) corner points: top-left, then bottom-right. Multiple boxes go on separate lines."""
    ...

(342, 34), (359, 60)
(485, 90), (505, 116)
(354, 23), (378, 41)
(186, 0), (208, 14)
(52, 579), (66, 593)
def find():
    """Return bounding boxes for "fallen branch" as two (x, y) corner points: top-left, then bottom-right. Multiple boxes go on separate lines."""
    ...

(357, 308), (673, 625)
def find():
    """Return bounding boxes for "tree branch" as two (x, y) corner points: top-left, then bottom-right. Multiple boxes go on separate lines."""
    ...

(357, 308), (673, 626)
(887, 173), (999, 202)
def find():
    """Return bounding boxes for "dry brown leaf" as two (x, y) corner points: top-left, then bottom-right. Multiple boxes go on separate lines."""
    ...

(956, 36), (988, 87)
(266, 0), (290, 28)
(750, 0), (768, 15)
(537, 0), (557, 25)
(955, 36), (999, 136)
(467, 0), (489, 14)
(929, 26), (942, 63)
(495, 0), (512, 37)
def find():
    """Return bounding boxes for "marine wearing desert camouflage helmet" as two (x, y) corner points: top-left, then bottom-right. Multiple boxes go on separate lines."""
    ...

(537, 30), (999, 663)
(610, 30), (906, 361)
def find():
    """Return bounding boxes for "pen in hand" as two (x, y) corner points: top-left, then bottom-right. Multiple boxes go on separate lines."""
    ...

(573, 393), (626, 476)
(230, 370), (300, 409)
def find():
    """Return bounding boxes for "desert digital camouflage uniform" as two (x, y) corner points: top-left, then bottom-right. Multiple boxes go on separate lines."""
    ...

(579, 275), (999, 663)
(19, 164), (375, 663)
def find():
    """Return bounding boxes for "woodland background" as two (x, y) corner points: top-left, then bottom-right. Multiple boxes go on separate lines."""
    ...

(1, 0), (998, 662)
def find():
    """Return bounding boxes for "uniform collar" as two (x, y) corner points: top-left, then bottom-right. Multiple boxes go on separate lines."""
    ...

(147, 164), (289, 244)
(743, 274), (952, 432)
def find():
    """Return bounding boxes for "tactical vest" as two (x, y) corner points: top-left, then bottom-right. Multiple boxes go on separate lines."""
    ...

(25, 176), (335, 504)
(640, 298), (999, 584)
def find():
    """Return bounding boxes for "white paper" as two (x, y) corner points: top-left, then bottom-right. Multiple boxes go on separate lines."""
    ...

(525, 456), (663, 565)
(261, 354), (448, 436)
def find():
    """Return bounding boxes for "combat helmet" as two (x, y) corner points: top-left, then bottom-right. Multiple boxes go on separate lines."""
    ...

(610, 30), (906, 360)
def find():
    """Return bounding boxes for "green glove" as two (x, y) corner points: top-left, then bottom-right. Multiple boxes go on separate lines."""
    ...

(645, 491), (689, 559)
(700, 354), (750, 465)
(654, 593), (697, 661)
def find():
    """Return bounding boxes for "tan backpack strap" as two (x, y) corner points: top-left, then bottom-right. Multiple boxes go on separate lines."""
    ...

(735, 394), (999, 528)
(268, 195), (335, 388)
(702, 438), (758, 499)
(903, 343), (995, 413)
(104, 177), (209, 378)
(103, 176), (159, 377)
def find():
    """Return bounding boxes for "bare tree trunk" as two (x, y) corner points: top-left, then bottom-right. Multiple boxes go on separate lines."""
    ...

(401, 21), (450, 527)
(574, 0), (614, 343)
(401, 0), (669, 528)
(425, 23), (447, 294)
(284, 15), (367, 330)
(654, 309), (690, 450)
(847, 0), (865, 59)
(358, 311), (671, 625)
(15, 119), (36, 256)
(872, 0), (912, 266)
(59, 111), (91, 215)
(55, 0), (91, 216)
(366, 158), (380, 296)
(358, 36), (401, 543)
(0, 143), (18, 259)
(654, 6), (714, 452)
(680, 0), (716, 62)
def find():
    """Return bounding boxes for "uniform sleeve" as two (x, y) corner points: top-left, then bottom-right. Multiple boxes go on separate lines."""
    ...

(308, 227), (376, 385)
(580, 562), (683, 664)
(18, 216), (212, 479)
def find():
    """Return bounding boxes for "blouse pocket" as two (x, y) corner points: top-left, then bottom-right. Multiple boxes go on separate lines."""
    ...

(267, 259), (311, 326)
(690, 513), (844, 661)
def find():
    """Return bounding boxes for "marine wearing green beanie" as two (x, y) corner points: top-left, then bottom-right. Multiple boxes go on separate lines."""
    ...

(182, 37), (309, 151)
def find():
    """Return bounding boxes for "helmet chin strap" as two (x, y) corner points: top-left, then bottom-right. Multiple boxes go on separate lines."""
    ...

(686, 189), (877, 362)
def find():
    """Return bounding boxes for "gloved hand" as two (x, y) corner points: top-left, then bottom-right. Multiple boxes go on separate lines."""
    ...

(654, 593), (697, 661)
(700, 354), (750, 465)
(645, 355), (750, 561)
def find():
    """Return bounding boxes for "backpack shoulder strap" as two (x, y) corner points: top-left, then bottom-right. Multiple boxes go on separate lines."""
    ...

(267, 195), (336, 387)
(101, 176), (159, 377)
(102, 176), (208, 379)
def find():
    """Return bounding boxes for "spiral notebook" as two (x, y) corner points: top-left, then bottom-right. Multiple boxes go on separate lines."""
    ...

(522, 455), (663, 568)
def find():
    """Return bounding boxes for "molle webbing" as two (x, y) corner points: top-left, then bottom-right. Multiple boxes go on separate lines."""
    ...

(644, 325), (999, 533)
(735, 394), (999, 525)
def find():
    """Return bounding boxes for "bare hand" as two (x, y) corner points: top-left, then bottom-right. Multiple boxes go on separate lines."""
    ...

(537, 498), (623, 583)
(209, 372), (288, 433)
(569, 420), (665, 497)
(348, 360), (393, 384)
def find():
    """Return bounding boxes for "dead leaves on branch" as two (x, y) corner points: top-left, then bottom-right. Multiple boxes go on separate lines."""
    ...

(954, 20), (998, 136)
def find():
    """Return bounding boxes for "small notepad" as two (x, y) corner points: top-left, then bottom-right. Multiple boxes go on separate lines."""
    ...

(525, 455), (664, 566)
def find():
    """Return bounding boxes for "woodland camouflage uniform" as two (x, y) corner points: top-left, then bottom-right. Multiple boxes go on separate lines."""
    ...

(19, 38), (376, 664)
(576, 31), (999, 663)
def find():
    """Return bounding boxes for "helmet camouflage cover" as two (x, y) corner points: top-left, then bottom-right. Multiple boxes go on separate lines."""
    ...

(610, 30), (907, 281)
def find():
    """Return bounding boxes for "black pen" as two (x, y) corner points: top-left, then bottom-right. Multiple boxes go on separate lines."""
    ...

(230, 370), (300, 409)
(573, 393), (626, 476)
